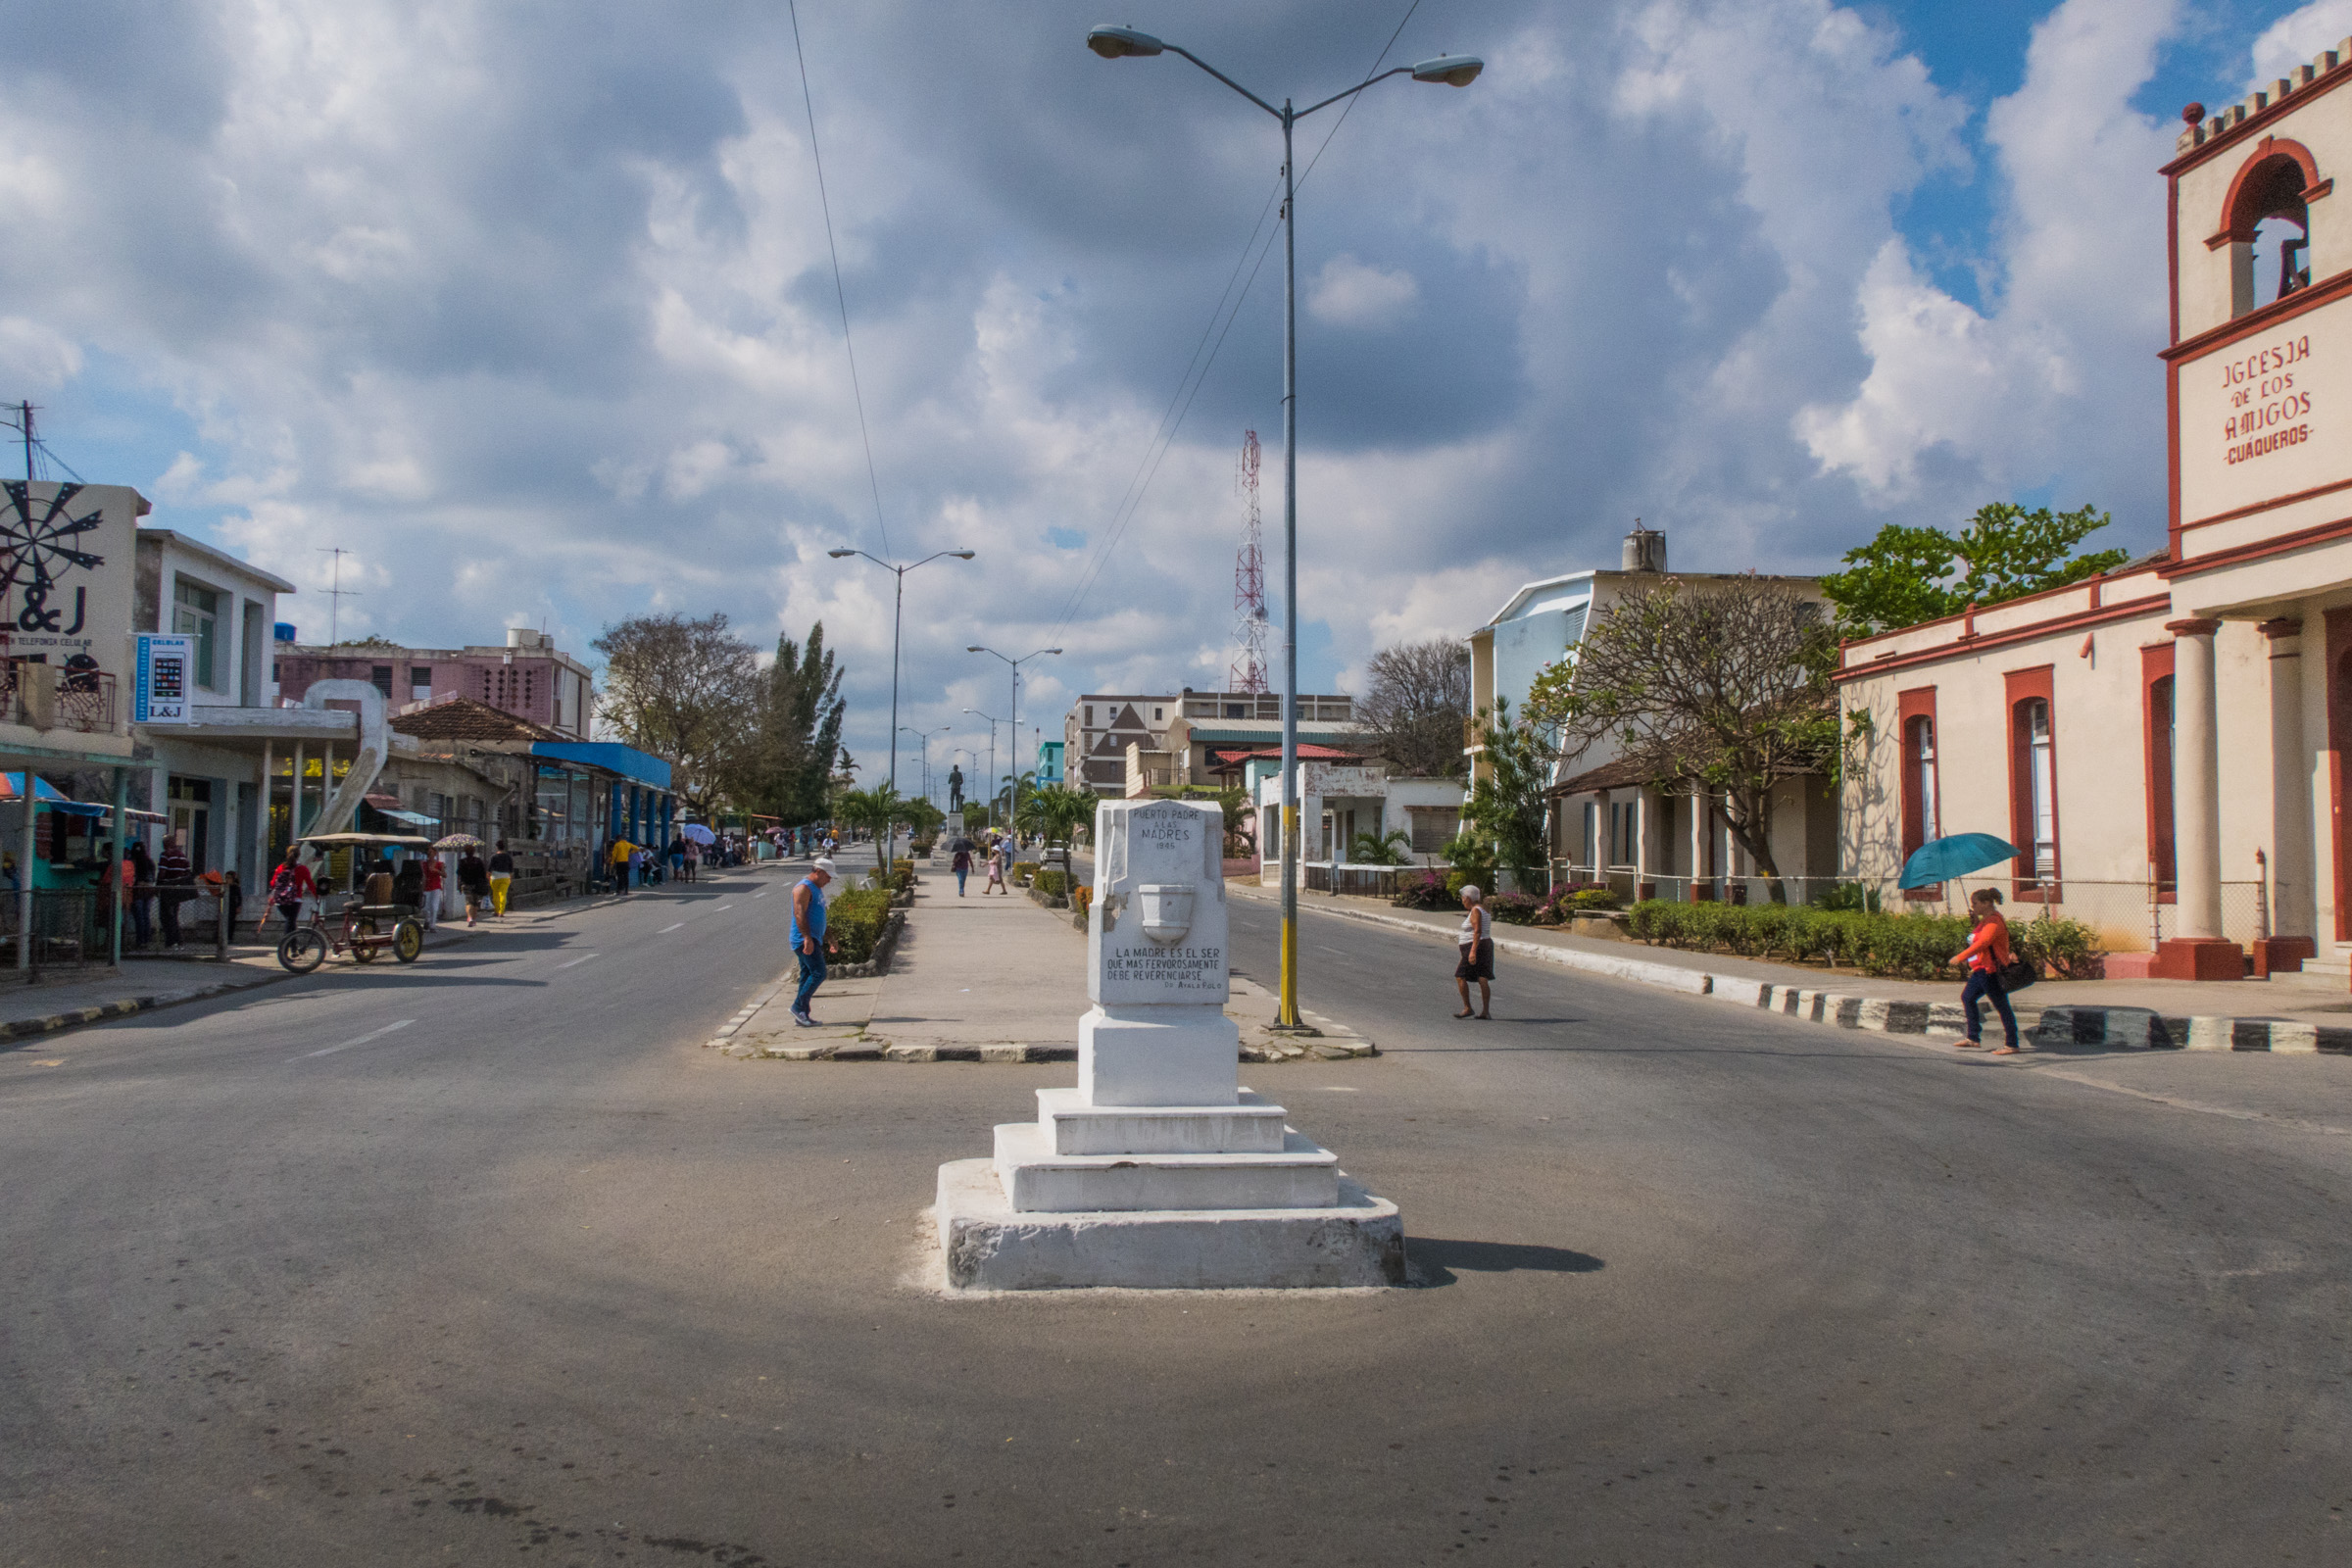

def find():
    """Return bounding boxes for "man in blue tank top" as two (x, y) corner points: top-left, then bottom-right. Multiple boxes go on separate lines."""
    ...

(790, 858), (838, 1026)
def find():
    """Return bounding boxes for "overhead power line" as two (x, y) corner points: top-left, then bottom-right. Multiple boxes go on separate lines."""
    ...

(1047, 0), (1428, 646)
(789, 0), (892, 558)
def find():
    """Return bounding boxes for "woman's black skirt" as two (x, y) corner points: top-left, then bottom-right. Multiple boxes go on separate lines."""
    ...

(1455, 939), (1494, 981)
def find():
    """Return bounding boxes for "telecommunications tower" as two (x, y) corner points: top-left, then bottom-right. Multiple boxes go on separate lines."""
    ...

(1229, 428), (1269, 693)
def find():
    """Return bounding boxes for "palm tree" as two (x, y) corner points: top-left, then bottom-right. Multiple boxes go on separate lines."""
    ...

(1019, 783), (1098, 893)
(1350, 827), (1413, 866)
(832, 783), (905, 882)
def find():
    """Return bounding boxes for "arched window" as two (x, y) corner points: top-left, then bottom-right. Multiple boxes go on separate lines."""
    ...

(2217, 142), (2328, 317)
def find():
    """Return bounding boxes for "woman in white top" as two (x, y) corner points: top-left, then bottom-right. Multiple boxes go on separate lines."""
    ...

(1454, 884), (1494, 1019)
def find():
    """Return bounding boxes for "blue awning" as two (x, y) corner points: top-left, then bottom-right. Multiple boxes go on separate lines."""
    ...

(529, 741), (671, 791)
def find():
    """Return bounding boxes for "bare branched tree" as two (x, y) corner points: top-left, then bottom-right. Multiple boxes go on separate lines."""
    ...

(592, 612), (760, 817)
(1526, 580), (1838, 896)
(1355, 637), (1471, 777)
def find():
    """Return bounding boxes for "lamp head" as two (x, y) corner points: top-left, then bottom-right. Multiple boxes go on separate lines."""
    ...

(951, 550), (976, 560)
(1409, 54), (1484, 86)
(1046, 648), (1063, 655)
(967, 645), (987, 653)
(827, 548), (856, 559)
(1087, 24), (1163, 59)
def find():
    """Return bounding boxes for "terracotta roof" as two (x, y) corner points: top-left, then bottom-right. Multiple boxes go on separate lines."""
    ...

(389, 697), (563, 743)
(1548, 756), (1663, 796)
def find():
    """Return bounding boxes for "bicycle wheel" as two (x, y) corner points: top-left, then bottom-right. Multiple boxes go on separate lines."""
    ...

(392, 920), (424, 963)
(351, 919), (380, 962)
(277, 927), (328, 974)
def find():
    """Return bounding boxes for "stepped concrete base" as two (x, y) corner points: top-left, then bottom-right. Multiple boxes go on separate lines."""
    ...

(1036, 1085), (1287, 1154)
(993, 1120), (1340, 1212)
(936, 1158), (1404, 1290)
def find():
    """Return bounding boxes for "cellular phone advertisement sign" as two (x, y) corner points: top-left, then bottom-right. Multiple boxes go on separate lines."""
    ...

(135, 634), (195, 724)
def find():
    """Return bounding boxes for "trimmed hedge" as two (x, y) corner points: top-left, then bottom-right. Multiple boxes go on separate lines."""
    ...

(1011, 861), (1041, 888)
(827, 887), (897, 964)
(1035, 867), (1069, 898)
(1624, 900), (2102, 981)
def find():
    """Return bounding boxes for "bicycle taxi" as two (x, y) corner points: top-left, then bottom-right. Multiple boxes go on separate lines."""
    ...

(275, 832), (434, 973)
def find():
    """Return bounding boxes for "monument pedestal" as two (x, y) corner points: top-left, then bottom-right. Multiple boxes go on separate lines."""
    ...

(936, 799), (1405, 1291)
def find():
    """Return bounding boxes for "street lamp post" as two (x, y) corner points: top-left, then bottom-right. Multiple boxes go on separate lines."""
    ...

(1085, 25), (1482, 1028)
(829, 547), (975, 863)
(900, 724), (952, 804)
(963, 709), (1004, 830)
(967, 645), (1060, 838)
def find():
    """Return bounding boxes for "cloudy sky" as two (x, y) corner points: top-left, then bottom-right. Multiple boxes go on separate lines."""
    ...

(3, 0), (2348, 793)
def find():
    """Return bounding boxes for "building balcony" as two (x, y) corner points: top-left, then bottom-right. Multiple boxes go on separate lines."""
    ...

(4, 661), (118, 736)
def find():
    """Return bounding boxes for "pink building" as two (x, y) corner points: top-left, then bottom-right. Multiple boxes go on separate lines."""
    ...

(273, 627), (595, 740)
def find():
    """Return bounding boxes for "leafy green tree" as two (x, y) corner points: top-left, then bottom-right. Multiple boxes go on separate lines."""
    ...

(735, 622), (845, 826)
(832, 783), (905, 881)
(1214, 786), (1255, 858)
(1528, 580), (1838, 900)
(593, 612), (760, 818)
(1821, 502), (2132, 638)
(1350, 827), (1412, 866)
(1018, 783), (1098, 892)
(1459, 696), (1554, 889)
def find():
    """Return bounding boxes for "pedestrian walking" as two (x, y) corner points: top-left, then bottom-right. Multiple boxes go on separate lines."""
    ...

(608, 837), (632, 896)
(1956, 887), (2021, 1054)
(790, 857), (839, 1026)
(682, 836), (700, 883)
(268, 845), (314, 937)
(129, 841), (158, 949)
(157, 832), (192, 948)
(488, 840), (515, 917)
(220, 868), (243, 937)
(458, 846), (490, 926)
(952, 839), (972, 896)
(984, 838), (1007, 895)
(419, 852), (444, 930)
(1454, 884), (1494, 1019)
(668, 838), (685, 882)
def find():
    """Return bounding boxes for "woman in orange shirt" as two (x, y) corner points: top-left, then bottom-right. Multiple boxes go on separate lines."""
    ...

(1956, 887), (2019, 1054)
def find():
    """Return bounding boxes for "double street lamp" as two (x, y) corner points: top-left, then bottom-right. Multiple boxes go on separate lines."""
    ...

(966, 644), (1060, 811)
(900, 724), (952, 804)
(1085, 24), (1482, 1028)
(828, 546), (975, 859)
(962, 709), (1004, 828)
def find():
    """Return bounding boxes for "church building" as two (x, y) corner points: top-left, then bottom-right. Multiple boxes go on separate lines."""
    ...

(1838, 36), (2352, 982)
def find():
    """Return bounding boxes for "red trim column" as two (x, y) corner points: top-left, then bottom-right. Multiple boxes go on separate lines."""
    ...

(2152, 617), (2241, 979)
(2258, 618), (2315, 975)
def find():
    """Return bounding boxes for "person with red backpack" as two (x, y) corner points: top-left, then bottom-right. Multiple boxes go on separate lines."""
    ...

(268, 846), (315, 937)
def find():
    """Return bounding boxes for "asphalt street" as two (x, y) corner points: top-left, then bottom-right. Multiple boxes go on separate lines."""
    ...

(2, 865), (2348, 1565)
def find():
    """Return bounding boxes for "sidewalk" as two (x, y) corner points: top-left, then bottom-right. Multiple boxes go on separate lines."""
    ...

(728, 876), (1373, 1062)
(0, 887), (630, 1047)
(1235, 883), (2352, 1054)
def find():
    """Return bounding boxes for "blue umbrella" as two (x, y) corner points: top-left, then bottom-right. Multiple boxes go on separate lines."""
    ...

(1899, 832), (2020, 889)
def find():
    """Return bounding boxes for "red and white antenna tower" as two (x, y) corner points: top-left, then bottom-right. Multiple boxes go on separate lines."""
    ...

(1229, 428), (1269, 693)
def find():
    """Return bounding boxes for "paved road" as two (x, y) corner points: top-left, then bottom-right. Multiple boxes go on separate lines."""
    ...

(2, 869), (2347, 1564)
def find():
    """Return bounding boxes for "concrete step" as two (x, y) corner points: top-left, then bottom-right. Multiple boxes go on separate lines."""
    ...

(1036, 1085), (1287, 1155)
(992, 1120), (1341, 1213)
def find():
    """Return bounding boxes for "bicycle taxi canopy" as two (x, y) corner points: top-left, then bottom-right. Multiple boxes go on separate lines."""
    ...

(294, 833), (436, 851)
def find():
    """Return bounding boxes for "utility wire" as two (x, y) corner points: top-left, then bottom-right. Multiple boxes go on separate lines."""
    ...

(1048, 0), (1427, 644)
(789, 0), (891, 558)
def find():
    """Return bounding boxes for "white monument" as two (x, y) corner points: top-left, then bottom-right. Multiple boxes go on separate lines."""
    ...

(935, 798), (1403, 1289)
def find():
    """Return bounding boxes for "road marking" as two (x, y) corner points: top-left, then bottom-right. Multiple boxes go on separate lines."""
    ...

(300, 1018), (416, 1059)
(557, 953), (600, 969)
(713, 904), (735, 911)
(659, 922), (685, 934)
(755, 889), (770, 899)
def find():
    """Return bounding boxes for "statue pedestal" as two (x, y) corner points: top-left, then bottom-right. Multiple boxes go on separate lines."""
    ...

(936, 799), (1405, 1291)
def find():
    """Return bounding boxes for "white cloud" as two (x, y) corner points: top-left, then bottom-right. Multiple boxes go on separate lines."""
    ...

(1797, 0), (2176, 504)
(1306, 255), (1421, 329)
(2252, 0), (2352, 86)
(0, 0), (2207, 780)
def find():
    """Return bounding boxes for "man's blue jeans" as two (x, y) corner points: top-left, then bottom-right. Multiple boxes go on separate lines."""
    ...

(794, 945), (828, 1016)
